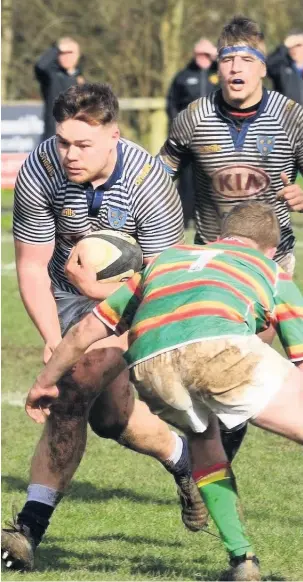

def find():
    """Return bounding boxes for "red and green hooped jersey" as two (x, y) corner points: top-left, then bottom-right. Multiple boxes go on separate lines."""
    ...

(93, 240), (303, 367)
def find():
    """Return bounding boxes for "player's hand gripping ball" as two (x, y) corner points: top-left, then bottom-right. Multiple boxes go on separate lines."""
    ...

(69, 229), (143, 283)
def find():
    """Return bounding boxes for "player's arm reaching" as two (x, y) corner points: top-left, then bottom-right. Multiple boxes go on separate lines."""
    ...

(13, 157), (62, 364)
(25, 272), (143, 422)
(157, 99), (201, 179)
(272, 269), (303, 372)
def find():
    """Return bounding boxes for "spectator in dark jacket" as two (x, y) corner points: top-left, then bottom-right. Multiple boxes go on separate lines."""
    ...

(166, 39), (219, 227)
(167, 38), (219, 121)
(35, 38), (85, 141)
(267, 31), (303, 105)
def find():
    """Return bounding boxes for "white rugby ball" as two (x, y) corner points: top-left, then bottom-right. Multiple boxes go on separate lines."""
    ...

(75, 230), (143, 282)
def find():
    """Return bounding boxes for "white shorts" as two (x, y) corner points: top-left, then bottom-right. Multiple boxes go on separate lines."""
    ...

(130, 335), (293, 432)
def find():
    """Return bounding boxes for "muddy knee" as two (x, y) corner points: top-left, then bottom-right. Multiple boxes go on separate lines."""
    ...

(88, 370), (134, 440)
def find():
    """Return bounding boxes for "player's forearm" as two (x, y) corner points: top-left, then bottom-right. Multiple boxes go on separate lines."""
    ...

(37, 313), (110, 387)
(17, 266), (61, 346)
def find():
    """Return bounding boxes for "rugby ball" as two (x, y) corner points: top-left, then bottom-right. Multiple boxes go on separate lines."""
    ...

(76, 229), (143, 282)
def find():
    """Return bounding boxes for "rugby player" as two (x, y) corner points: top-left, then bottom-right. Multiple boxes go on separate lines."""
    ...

(159, 15), (303, 274)
(23, 201), (303, 581)
(158, 13), (303, 464)
(1, 83), (207, 571)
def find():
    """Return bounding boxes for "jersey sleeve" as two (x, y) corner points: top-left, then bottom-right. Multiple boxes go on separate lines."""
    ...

(272, 270), (303, 362)
(295, 105), (303, 176)
(131, 157), (184, 257)
(157, 99), (201, 178)
(13, 146), (56, 244)
(93, 272), (143, 335)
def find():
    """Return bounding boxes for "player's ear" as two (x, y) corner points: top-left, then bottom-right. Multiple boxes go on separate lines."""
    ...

(261, 62), (267, 79)
(264, 247), (276, 259)
(111, 123), (120, 141)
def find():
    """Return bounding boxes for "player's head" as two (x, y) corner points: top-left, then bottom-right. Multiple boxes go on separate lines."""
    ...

(221, 201), (280, 257)
(217, 16), (266, 107)
(53, 83), (120, 183)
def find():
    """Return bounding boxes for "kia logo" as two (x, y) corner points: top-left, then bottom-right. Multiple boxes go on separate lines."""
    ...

(212, 165), (270, 198)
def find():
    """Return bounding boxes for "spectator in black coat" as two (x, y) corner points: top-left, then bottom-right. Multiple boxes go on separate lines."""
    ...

(35, 38), (85, 141)
(167, 38), (219, 120)
(166, 39), (219, 227)
(267, 31), (303, 105)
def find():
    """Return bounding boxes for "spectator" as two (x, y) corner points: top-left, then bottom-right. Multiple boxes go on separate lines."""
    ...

(167, 38), (219, 120)
(35, 37), (85, 140)
(267, 30), (303, 104)
(166, 39), (219, 227)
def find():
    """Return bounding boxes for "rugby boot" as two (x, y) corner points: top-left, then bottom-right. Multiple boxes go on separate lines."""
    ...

(2, 518), (35, 571)
(175, 471), (209, 531)
(223, 552), (261, 581)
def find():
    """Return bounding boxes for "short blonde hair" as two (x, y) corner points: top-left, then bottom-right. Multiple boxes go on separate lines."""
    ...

(218, 15), (266, 56)
(221, 201), (280, 251)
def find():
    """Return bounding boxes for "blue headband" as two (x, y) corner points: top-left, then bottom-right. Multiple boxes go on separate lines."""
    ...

(218, 45), (266, 64)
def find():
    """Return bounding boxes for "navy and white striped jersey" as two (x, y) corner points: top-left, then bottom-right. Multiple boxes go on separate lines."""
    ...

(14, 137), (184, 294)
(159, 89), (303, 263)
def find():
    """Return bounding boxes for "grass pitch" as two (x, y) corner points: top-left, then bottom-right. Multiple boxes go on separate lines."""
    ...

(2, 183), (303, 581)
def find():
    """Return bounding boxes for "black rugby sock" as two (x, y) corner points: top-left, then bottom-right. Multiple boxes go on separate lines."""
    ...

(17, 501), (56, 546)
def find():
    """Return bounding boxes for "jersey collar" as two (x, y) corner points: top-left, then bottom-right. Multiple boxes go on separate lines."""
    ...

(98, 140), (124, 191)
(83, 140), (124, 193)
(215, 87), (269, 125)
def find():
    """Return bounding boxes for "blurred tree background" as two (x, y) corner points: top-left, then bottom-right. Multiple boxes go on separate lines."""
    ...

(2, 0), (303, 143)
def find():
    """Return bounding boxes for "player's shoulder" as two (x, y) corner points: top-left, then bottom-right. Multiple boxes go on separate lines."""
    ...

(120, 137), (151, 161)
(120, 138), (164, 185)
(18, 136), (63, 187)
(185, 92), (216, 121)
(276, 263), (292, 281)
(265, 90), (303, 121)
(209, 240), (279, 277)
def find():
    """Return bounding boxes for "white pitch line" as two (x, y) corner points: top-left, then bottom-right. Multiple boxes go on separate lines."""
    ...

(1, 234), (13, 243)
(2, 262), (16, 271)
(2, 392), (26, 407)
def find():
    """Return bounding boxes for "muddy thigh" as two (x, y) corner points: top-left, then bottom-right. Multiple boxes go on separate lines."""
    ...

(177, 340), (260, 405)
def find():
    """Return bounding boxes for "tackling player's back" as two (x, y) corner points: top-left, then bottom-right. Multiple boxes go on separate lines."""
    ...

(94, 238), (303, 367)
